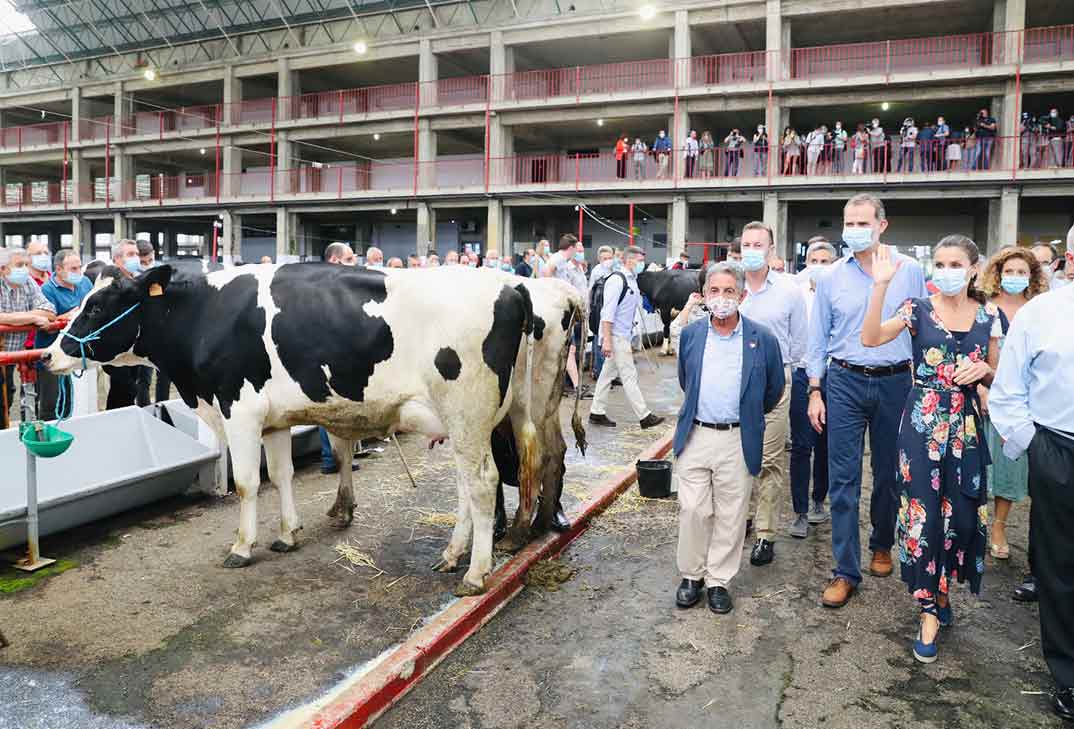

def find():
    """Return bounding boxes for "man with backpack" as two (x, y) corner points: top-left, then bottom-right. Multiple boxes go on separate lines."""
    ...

(588, 245), (664, 429)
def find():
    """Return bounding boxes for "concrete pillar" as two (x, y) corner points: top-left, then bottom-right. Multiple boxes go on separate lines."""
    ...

(673, 109), (689, 179)
(763, 192), (790, 260)
(766, 0), (790, 81)
(276, 208), (298, 260)
(766, 102), (783, 177)
(995, 0), (1025, 64)
(277, 58), (299, 121)
(988, 188), (1020, 253)
(997, 79), (1018, 160)
(669, 196), (688, 254)
(489, 116), (513, 160)
(416, 202), (435, 254)
(112, 212), (128, 243)
(276, 130), (291, 194)
(71, 215), (92, 257)
(486, 198), (503, 253)
(113, 81), (132, 131)
(222, 135), (242, 197)
(0, 220), (6, 247)
(490, 30), (514, 100)
(673, 10), (690, 84)
(420, 38), (438, 106)
(223, 65), (242, 114)
(70, 149), (90, 205)
(418, 118), (436, 188)
(221, 211), (240, 263)
(70, 86), (82, 142)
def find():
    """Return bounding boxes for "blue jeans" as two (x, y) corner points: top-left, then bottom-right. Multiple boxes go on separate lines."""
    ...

(825, 363), (911, 585)
(977, 136), (994, 169)
(319, 427), (336, 470)
(790, 368), (829, 515)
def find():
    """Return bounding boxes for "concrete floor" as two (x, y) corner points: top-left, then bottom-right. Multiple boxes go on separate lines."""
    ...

(0, 351), (682, 729)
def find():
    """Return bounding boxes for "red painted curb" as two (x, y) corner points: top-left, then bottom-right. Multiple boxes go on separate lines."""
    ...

(303, 431), (674, 729)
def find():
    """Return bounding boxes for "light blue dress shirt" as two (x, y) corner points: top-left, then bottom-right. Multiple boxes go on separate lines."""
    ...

(600, 270), (641, 342)
(806, 250), (928, 379)
(988, 284), (1074, 459)
(740, 269), (808, 368)
(696, 318), (743, 424)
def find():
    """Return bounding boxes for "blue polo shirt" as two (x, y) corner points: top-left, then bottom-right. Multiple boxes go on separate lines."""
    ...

(35, 276), (93, 348)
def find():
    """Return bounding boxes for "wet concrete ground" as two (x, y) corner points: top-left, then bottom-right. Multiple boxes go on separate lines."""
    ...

(376, 414), (1057, 728)
(0, 353), (682, 729)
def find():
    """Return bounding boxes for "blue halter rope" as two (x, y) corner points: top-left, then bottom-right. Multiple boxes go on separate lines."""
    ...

(53, 302), (141, 422)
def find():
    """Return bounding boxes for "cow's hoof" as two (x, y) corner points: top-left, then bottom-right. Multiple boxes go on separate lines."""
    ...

(270, 539), (298, 553)
(431, 559), (459, 573)
(495, 527), (529, 554)
(326, 510), (354, 529)
(453, 580), (485, 597)
(222, 553), (252, 568)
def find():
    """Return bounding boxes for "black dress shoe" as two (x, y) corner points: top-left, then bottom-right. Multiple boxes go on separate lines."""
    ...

(550, 501), (571, 532)
(708, 586), (733, 614)
(750, 539), (774, 566)
(639, 413), (665, 429)
(1054, 687), (1074, 722)
(675, 578), (704, 608)
(1013, 573), (1038, 603)
(589, 413), (617, 427)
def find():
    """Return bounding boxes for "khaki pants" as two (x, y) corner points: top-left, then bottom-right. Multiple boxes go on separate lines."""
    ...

(657, 153), (669, 178)
(751, 369), (792, 540)
(591, 334), (649, 420)
(676, 426), (753, 586)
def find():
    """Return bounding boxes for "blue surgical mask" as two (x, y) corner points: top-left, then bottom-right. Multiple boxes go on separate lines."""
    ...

(741, 249), (767, 272)
(501, 262), (513, 272)
(5, 267), (29, 286)
(842, 227), (874, 253)
(633, 261), (645, 275)
(611, 260), (622, 272)
(1000, 275), (1029, 295)
(123, 256), (142, 274)
(932, 268), (967, 295)
(31, 254), (52, 272)
(574, 251), (585, 262)
(65, 271), (85, 286)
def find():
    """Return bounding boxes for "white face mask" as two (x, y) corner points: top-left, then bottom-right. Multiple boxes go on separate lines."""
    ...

(707, 296), (739, 320)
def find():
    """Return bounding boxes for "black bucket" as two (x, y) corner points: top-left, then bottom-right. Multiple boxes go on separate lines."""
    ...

(636, 459), (672, 499)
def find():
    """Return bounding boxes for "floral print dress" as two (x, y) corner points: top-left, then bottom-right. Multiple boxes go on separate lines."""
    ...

(895, 298), (998, 601)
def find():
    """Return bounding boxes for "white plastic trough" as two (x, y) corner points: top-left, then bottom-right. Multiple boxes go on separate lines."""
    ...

(0, 406), (219, 552)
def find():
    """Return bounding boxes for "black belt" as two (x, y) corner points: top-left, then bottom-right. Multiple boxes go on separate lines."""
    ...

(832, 359), (910, 377)
(694, 419), (740, 431)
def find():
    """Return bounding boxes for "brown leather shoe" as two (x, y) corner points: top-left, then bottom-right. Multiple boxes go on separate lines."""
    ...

(822, 577), (856, 608)
(869, 549), (894, 578)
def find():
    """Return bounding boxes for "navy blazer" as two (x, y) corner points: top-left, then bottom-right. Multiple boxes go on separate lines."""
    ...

(673, 314), (786, 476)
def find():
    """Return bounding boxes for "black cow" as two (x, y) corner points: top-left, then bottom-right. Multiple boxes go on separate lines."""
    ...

(637, 268), (703, 354)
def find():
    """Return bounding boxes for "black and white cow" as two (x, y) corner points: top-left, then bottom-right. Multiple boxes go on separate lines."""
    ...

(44, 262), (537, 595)
(637, 268), (703, 355)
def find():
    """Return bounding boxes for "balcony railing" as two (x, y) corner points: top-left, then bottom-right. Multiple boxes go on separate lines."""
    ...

(2, 25), (1074, 156)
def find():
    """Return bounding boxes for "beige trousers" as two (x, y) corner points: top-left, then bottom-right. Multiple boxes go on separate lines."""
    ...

(676, 426), (753, 587)
(751, 369), (792, 540)
(591, 334), (650, 420)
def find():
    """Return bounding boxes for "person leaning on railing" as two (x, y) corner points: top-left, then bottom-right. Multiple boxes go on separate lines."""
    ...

(0, 245), (56, 429)
(34, 249), (92, 421)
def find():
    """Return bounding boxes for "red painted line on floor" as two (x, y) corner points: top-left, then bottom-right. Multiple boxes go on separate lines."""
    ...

(304, 432), (674, 729)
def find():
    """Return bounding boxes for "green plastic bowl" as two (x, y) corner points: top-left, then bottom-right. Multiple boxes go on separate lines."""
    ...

(19, 421), (75, 458)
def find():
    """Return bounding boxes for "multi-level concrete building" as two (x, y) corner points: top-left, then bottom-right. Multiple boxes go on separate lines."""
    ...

(0, 0), (1072, 264)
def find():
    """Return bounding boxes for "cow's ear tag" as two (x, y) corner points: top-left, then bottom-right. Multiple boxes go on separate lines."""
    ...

(149, 283), (164, 297)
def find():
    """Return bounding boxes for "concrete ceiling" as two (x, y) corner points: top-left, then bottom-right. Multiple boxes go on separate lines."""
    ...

(512, 29), (672, 71)
(511, 113), (668, 152)
(790, 1), (993, 47)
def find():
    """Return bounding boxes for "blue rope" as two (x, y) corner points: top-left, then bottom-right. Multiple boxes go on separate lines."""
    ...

(53, 302), (141, 424)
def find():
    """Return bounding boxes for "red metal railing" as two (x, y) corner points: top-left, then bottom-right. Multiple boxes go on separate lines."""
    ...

(226, 98), (276, 126)
(282, 82), (420, 122)
(1023, 24), (1074, 64)
(683, 50), (769, 87)
(79, 116), (115, 141)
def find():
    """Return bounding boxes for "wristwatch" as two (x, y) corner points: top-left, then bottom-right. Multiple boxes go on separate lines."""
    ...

(808, 385), (823, 396)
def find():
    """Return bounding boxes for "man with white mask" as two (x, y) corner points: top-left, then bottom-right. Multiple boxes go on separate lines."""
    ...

(806, 194), (928, 609)
(672, 262), (785, 615)
(737, 222), (807, 567)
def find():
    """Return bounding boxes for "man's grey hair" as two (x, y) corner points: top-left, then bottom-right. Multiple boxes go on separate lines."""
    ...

(0, 245), (27, 267)
(111, 238), (137, 261)
(324, 242), (353, 261)
(806, 239), (838, 259)
(703, 261), (745, 291)
(844, 193), (886, 221)
(135, 239), (154, 256)
(54, 249), (80, 270)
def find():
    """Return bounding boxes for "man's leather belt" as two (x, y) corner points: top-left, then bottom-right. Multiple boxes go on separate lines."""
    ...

(694, 419), (740, 430)
(832, 359), (911, 377)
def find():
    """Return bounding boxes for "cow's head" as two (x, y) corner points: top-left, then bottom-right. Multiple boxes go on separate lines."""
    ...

(44, 265), (173, 374)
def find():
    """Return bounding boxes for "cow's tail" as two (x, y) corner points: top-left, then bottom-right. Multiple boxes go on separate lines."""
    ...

(513, 284), (540, 522)
(569, 297), (588, 457)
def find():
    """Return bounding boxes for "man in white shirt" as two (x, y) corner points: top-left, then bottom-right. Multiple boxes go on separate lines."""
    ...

(737, 221), (807, 566)
(588, 246), (616, 379)
(589, 245), (664, 429)
(989, 241), (1074, 723)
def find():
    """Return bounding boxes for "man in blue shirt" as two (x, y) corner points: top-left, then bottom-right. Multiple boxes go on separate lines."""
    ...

(35, 249), (92, 420)
(806, 194), (928, 609)
(990, 245), (1074, 723)
(673, 262), (785, 615)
